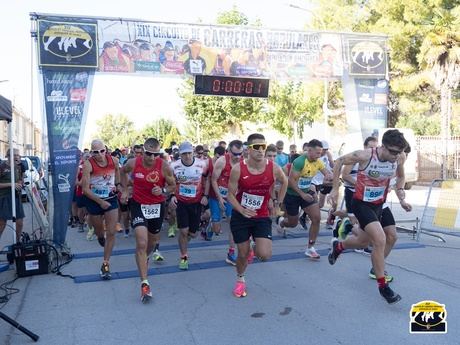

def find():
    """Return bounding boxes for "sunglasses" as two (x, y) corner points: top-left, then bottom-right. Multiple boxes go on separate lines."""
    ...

(385, 146), (403, 156)
(204, 150), (210, 153)
(248, 143), (267, 151)
(144, 150), (161, 157)
(230, 150), (243, 156)
(91, 149), (106, 155)
(196, 151), (204, 155)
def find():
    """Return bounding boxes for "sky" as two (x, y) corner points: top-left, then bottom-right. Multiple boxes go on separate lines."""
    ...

(0, 0), (313, 144)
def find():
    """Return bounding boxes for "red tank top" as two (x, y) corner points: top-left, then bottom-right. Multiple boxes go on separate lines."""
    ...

(88, 154), (117, 199)
(132, 156), (166, 204)
(236, 159), (274, 218)
(354, 148), (397, 205)
(210, 154), (232, 199)
(76, 162), (83, 197)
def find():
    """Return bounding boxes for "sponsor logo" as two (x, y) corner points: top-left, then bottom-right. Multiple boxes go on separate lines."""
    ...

(70, 88), (86, 102)
(359, 93), (372, 103)
(132, 217), (144, 225)
(47, 90), (68, 102)
(57, 173), (71, 192)
(368, 170), (380, 178)
(135, 173), (145, 179)
(42, 24), (94, 62)
(410, 300), (447, 334)
(351, 41), (385, 72)
(146, 171), (160, 184)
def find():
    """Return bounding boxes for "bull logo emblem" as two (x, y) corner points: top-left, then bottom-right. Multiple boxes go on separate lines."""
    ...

(351, 41), (384, 72)
(42, 24), (93, 60)
(410, 300), (447, 333)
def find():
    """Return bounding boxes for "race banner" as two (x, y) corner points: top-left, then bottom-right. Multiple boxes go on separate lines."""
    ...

(38, 18), (98, 68)
(355, 78), (388, 137)
(342, 72), (388, 144)
(42, 69), (94, 244)
(96, 20), (344, 80)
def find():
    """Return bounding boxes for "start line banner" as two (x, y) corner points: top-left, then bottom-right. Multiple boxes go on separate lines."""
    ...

(35, 14), (388, 80)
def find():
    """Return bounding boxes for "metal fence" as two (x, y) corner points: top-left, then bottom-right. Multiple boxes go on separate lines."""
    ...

(416, 136), (460, 182)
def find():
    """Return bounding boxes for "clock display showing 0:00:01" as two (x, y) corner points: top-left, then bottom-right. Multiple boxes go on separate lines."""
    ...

(212, 79), (261, 94)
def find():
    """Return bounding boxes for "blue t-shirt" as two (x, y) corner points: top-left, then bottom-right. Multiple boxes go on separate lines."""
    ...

(275, 152), (289, 168)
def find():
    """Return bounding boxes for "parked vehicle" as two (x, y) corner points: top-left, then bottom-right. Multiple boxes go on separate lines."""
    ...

(25, 155), (44, 179)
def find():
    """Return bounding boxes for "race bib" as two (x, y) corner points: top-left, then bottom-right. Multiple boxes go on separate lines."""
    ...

(298, 177), (312, 190)
(241, 192), (264, 210)
(363, 186), (385, 202)
(179, 184), (197, 198)
(218, 186), (228, 198)
(141, 204), (161, 219)
(91, 186), (110, 199)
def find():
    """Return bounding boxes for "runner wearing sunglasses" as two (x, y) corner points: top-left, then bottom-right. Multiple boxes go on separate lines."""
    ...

(328, 129), (412, 304)
(120, 137), (176, 303)
(81, 139), (121, 280)
(227, 133), (288, 298)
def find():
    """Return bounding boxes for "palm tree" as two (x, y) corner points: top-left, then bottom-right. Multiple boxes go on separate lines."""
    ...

(418, 9), (460, 178)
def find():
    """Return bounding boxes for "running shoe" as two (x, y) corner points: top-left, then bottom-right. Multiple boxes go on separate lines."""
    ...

(299, 212), (309, 230)
(333, 219), (342, 238)
(276, 216), (286, 238)
(97, 236), (105, 247)
(86, 226), (95, 241)
(305, 246), (320, 260)
(338, 218), (353, 240)
(168, 225), (176, 238)
(205, 223), (213, 241)
(179, 257), (189, 270)
(354, 248), (364, 254)
(100, 262), (111, 280)
(363, 247), (372, 255)
(141, 282), (152, 304)
(369, 268), (394, 283)
(328, 238), (342, 265)
(233, 281), (247, 298)
(152, 250), (164, 262)
(77, 223), (85, 233)
(226, 251), (237, 266)
(379, 284), (401, 304)
(124, 229), (129, 238)
(68, 217), (74, 227)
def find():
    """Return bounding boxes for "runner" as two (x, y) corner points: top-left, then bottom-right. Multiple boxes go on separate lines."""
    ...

(120, 137), (175, 303)
(277, 140), (331, 258)
(210, 140), (242, 265)
(81, 139), (121, 280)
(170, 141), (209, 270)
(328, 129), (412, 304)
(227, 133), (288, 298)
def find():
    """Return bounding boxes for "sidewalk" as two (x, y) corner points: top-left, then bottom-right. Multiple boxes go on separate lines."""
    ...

(1, 186), (459, 344)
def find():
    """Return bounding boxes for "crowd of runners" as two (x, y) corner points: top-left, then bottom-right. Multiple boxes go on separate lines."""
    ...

(69, 129), (412, 304)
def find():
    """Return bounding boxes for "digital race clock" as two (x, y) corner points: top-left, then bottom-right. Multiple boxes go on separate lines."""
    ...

(194, 75), (270, 98)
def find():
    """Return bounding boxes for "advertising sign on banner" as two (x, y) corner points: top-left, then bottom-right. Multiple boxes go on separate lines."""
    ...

(346, 37), (387, 78)
(96, 20), (344, 80)
(38, 19), (98, 68)
(42, 69), (94, 244)
(355, 79), (388, 138)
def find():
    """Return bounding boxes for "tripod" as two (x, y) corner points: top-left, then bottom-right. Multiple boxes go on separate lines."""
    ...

(0, 311), (39, 341)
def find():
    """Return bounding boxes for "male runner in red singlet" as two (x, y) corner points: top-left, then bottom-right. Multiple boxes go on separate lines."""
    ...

(227, 133), (288, 298)
(81, 139), (121, 280)
(328, 129), (412, 304)
(120, 138), (176, 303)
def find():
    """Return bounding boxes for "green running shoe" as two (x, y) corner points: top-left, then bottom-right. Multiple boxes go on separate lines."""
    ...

(179, 257), (189, 270)
(369, 268), (393, 283)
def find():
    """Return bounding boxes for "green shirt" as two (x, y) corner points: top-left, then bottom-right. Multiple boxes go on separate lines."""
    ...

(287, 155), (325, 196)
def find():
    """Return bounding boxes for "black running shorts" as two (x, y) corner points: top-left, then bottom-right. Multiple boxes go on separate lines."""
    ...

(230, 210), (272, 244)
(176, 201), (202, 233)
(284, 192), (316, 217)
(351, 199), (384, 230)
(129, 200), (165, 234)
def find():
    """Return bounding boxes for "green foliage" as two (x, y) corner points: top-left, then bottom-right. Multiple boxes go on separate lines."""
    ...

(162, 126), (183, 149)
(216, 5), (249, 25)
(263, 81), (323, 138)
(94, 114), (138, 149)
(139, 118), (180, 146)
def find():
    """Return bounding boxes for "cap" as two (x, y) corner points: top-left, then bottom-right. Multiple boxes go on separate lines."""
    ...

(172, 145), (179, 151)
(321, 140), (329, 149)
(179, 141), (193, 154)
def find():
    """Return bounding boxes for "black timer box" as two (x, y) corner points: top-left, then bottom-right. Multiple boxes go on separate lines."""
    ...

(13, 240), (49, 277)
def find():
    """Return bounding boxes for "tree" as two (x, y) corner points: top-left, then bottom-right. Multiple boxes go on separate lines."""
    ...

(94, 114), (137, 149)
(418, 9), (460, 139)
(139, 118), (180, 146)
(263, 81), (323, 140)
